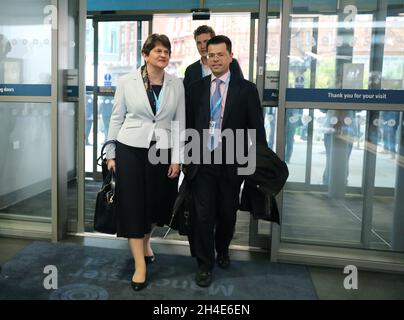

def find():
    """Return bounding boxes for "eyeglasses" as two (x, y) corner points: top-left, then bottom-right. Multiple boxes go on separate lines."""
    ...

(207, 52), (227, 59)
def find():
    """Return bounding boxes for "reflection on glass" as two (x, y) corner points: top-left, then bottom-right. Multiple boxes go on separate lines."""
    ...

(264, 107), (277, 151)
(0, 102), (51, 218)
(289, 0), (404, 90)
(96, 21), (149, 86)
(0, 1), (52, 84)
(285, 108), (308, 182)
(265, 16), (281, 72)
(85, 93), (93, 146)
(85, 19), (94, 87)
(284, 109), (400, 187)
(96, 95), (114, 173)
(285, 109), (304, 163)
(85, 93), (94, 173)
(263, 14), (281, 96)
(84, 94), (114, 173)
(299, 109), (363, 187)
(321, 110), (359, 187)
(97, 96), (113, 144)
(282, 108), (403, 252)
(375, 111), (400, 187)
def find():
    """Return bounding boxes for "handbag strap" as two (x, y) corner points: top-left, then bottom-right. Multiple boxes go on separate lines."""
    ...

(101, 169), (116, 203)
(97, 140), (116, 167)
(101, 140), (116, 156)
(110, 170), (116, 194)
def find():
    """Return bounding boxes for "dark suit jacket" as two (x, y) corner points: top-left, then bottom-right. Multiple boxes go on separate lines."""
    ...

(185, 75), (267, 184)
(183, 58), (244, 92)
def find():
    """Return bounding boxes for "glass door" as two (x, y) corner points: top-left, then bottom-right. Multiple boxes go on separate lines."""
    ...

(84, 16), (150, 232)
(258, 0), (404, 260)
(249, 0), (283, 250)
(0, 0), (84, 240)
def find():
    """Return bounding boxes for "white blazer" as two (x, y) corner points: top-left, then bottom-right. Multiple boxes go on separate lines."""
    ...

(106, 68), (185, 164)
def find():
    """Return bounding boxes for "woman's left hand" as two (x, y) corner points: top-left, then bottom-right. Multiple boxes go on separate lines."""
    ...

(167, 164), (180, 179)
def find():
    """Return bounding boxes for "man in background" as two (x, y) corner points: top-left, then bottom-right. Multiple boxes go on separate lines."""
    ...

(183, 25), (243, 91)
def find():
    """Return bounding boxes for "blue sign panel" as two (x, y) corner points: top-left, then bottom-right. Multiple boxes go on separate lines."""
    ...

(66, 86), (78, 97)
(286, 88), (404, 104)
(294, 76), (305, 88)
(104, 73), (112, 86)
(87, 0), (198, 11)
(263, 89), (278, 101)
(0, 84), (51, 96)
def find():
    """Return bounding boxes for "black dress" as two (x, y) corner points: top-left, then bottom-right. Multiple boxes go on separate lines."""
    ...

(114, 85), (178, 238)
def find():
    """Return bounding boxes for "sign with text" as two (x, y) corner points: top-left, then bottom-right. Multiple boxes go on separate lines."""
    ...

(0, 84), (51, 96)
(265, 71), (279, 90)
(64, 69), (78, 101)
(286, 88), (404, 104)
(98, 86), (116, 95)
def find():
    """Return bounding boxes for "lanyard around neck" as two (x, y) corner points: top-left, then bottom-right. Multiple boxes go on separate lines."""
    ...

(152, 84), (164, 113)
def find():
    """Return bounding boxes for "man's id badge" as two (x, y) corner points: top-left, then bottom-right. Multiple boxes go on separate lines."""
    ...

(209, 120), (216, 135)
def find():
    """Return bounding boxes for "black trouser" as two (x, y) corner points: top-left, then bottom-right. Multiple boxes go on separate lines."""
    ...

(189, 164), (242, 272)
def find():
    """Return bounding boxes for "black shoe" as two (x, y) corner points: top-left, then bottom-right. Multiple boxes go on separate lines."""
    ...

(131, 273), (148, 291)
(145, 255), (155, 264)
(195, 269), (212, 287)
(131, 279), (148, 291)
(216, 253), (230, 269)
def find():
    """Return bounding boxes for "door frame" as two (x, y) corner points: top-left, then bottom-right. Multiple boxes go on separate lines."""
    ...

(85, 14), (152, 180)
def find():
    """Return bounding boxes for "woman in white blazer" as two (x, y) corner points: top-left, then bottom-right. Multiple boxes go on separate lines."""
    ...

(106, 34), (185, 291)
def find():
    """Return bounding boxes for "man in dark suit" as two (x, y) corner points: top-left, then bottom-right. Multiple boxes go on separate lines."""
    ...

(183, 25), (243, 91)
(185, 35), (266, 287)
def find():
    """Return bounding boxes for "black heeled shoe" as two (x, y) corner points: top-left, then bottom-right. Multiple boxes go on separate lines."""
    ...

(131, 273), (148, 291)
(145, 255), (155, 264)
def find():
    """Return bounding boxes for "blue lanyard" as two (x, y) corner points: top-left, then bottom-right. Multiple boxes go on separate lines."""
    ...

(152, 85), (164, 113)
(210, 74), (230, 119)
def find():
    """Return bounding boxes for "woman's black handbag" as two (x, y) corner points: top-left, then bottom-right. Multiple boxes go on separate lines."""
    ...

(94, 170), (117, 234)
(94, 140), (117, 234)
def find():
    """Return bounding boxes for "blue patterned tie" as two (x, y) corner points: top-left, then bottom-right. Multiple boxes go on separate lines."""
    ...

(208, 78), (223, 151)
